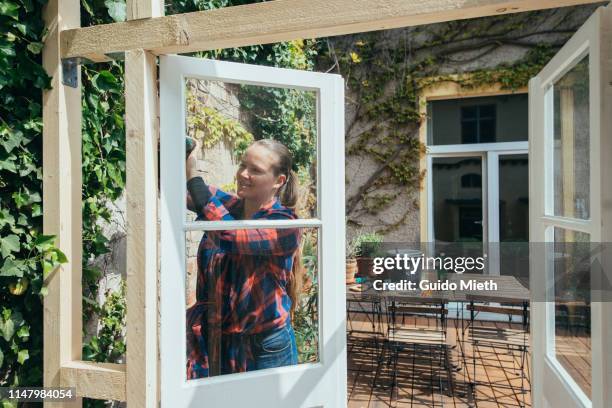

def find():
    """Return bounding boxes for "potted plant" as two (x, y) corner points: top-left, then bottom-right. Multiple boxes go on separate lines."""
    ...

(353, 232), (384, 278)
(345, 238), (359, 284)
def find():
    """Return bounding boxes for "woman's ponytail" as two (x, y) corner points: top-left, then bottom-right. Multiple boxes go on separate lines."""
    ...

(279, 169), (299, 209)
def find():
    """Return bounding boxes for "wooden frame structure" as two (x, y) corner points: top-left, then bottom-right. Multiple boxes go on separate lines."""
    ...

(41, 0), (602, 406)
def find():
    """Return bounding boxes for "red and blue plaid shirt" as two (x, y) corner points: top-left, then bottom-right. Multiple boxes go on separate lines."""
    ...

(186, 184), (300, 379)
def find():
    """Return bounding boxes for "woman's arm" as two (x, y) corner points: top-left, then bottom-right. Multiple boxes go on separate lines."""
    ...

(187, 176), (212, 215)
(207, 226), (300, 256)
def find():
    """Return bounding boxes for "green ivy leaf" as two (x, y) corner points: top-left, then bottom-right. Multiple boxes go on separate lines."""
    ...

(92, 70), (118, 92)
(0, 209), (15, 228)
(0, 157), (17, 173)
(16, 325), (29, 339)
(0, 2), (20, 19)
(0, 259), (25, 277)
(1, 317), (15, 342)
(0, 235), (20, 258)
(26, 42), (43, 55)
(104, 0), (126, 23)
(33, 234), (55, 250)
(17, 349), (28, 364)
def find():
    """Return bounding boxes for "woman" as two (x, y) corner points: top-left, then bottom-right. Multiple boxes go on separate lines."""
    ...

(185, 139), (303, 379)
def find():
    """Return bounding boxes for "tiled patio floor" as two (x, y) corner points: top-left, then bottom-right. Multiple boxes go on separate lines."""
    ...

(347, 317), (531, 408)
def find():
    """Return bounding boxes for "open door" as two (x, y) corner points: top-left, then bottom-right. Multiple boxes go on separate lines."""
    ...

(529, 5), (612, 408)
(159, 55), (346, 407)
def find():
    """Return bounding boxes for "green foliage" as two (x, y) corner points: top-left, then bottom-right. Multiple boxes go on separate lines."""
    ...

(0, 0), (71, 388)
(83, 281), (126, 363)
(75, 6), (130, 407)
(293, 230), (318, 363)
(186, 92), (254, 158)
(352, 232), (384, 258)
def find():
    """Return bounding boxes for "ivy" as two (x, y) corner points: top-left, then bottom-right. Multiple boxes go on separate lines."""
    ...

(319, 7), (595, 233)
(0, 0), (70, 390)
(186, 92), (254, 158)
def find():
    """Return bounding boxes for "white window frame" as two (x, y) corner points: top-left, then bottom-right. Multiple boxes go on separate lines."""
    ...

(420, 91), (529, 268)
(159, 55), (346, 408)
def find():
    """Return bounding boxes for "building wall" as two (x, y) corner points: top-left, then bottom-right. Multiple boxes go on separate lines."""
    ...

(334, 5), (599, 244)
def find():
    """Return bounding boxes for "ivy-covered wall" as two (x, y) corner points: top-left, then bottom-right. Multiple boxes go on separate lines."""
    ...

(316, 4), (602, 242)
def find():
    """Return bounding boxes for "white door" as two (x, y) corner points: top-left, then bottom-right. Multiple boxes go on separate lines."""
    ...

(529, 5), (612, 408)
(159, 55), (346, 407)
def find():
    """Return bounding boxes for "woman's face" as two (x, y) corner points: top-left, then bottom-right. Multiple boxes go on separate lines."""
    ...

(236, 144), (286, 203)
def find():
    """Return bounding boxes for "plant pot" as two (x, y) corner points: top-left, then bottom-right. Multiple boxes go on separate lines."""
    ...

(346, 258), (357, 284)
(357, 257), (375, 278)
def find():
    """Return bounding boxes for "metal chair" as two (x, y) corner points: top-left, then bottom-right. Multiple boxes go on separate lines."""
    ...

(379, 297), (460, 399)
(346, 294), (386, 383)
(464, 296), (530, 407)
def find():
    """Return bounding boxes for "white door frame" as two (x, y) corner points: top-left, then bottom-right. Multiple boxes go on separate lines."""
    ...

(159, 55), (346, 407)
(427, 141), (528, 275)
(529, 6), (612, 408)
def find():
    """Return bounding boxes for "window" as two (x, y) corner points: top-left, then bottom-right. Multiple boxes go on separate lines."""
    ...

(461, 104), (496, 143)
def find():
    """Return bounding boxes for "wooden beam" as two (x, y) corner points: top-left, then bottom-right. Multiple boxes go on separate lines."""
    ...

(125, 3), (161, 408)
(61, 0), (601, 62)
(125, 49), (160, 408)
(42, 0), (82, 407)
(61, 361), (127, 401)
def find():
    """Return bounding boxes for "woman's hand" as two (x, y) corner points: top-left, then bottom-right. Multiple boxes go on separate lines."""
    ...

(186, 141), (199, 181)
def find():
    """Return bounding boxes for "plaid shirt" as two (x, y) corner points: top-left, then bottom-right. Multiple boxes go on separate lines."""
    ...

(186, 185), (300, 379)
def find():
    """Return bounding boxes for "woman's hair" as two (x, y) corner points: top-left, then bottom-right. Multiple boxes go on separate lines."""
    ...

(251, 139), (303, 319)
(251, 139), (299, 209)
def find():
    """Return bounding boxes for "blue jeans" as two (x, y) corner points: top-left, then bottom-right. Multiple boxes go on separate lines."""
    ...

(252, 323), (298, 370)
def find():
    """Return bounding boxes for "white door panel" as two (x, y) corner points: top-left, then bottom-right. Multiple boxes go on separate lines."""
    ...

(160, 55), (346, 408)
(529, 5), (612, 408)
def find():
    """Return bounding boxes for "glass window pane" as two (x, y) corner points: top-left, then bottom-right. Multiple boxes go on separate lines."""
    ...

(461, 121), (478, 144)
(183, 78), (318, 223)
(185, 227), (319, 379)
(499, 154), (529, 281)
(553, 227), (591, 397)
(429, 94), (527, 145)
(553, 55), (590, 219)
(432, 157), (483, 242)
(479, 118), (496, 143)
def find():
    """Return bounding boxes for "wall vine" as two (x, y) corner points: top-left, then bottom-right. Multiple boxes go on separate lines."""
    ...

(317, 6), (595, 234)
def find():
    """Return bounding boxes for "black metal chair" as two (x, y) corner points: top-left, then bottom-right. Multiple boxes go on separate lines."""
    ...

(346, 294), (386, 383)
(378, 297), (460, 400)
(464, 296), (530, 407)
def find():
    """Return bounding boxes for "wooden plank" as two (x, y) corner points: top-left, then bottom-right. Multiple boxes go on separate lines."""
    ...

(125, 0), (162, 406)
(42, 0), (82, 407)
(125, 3), (162, 407)
(125, 47), (160, 407)
(61, 361), (127, 401)
(61, 0), (601, 61)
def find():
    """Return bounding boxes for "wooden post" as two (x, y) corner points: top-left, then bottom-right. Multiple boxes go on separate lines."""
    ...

(125, 1), (163, 407)
(42, 0), (82, 407)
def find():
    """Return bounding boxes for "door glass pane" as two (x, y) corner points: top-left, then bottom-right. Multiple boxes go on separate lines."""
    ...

(553, 227), (591, 397)
(184, 78), (318, 222)
(432, 157), (483, 243)
(185, 227), (319, 380)
(428, 94), (528, 145)
(553, 55), (590, 220)
(499, 154), (529, 282)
